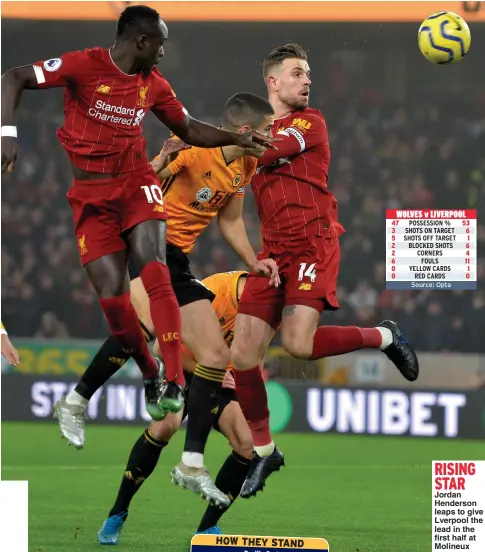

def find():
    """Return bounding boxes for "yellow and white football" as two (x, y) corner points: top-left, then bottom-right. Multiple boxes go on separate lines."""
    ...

(418, 11), (471, 64)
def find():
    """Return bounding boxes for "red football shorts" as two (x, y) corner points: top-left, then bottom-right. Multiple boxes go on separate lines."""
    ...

(238, 235), (340, 330)
(67, 166), (167, 266)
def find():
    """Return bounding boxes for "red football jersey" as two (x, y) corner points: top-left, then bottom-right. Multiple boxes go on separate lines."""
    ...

(252, 107), (343, 243)
(32, 48), (187, 175)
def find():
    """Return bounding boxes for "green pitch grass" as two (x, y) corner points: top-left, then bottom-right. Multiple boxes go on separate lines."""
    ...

(2, 422), (484, 552)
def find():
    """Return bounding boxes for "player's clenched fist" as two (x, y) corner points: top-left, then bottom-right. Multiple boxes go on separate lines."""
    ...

(1, 136), (19, 174)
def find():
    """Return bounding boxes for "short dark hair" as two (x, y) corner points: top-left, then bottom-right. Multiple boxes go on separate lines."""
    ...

(263, 43), (308, 77)
(222, 93), (274, 130)
(117, 5), (161, 37)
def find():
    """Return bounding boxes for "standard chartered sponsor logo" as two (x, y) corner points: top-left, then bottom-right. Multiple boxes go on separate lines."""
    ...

(88, 100), (146, 126)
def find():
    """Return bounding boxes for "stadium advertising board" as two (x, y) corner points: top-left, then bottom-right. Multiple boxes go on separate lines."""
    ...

(5, 341), (483, 392)
(2, 375), (484, 439)
(0, 339), (140, 378)
(2, 1), (485, 22)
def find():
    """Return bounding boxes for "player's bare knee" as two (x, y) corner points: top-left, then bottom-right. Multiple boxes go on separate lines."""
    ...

(139, 253), (167, 268)
(99, 282), (126, 298)
(282, 332), (313, 360)
(134, 251), (167, 270)
(230, 344), (258, 371)
(148, 415), (180, 442)
(232, 436), (254, 460)
(85, 257), (128, 298)
(198, 342), (230, 370)
(128, 221), (167, 266)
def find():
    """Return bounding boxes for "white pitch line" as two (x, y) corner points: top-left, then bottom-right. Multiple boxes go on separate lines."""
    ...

(2, 464), (430, 471)
(3, 465), (125, 471)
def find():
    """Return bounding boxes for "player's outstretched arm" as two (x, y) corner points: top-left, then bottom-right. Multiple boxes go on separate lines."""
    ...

(258, 132), (303, 165)
(1, 65), (40, 173)
(217, 195), (258, 267)
(217, 196), (280, 286)
(151, 109), (275, 151)
(151, 73), (277, 150)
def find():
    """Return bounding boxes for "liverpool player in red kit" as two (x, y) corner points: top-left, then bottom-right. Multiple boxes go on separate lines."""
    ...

(231, 44), (420, 496)
(1, 5), (274, 422)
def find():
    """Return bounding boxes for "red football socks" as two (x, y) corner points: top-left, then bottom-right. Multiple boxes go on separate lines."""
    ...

(99, 293), (159, 379)
(234, 366), (272, 446)
(310, 326), (382, 360)
(248, 417), (273, 448)
(140, 261), (184, 387)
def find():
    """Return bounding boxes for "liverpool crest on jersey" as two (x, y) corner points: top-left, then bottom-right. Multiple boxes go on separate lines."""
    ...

(137, 86), (149, 107)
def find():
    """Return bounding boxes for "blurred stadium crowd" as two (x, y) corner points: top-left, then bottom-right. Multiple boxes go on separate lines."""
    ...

(3, 96), (484, 352)
(1, 22), (484, 352)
